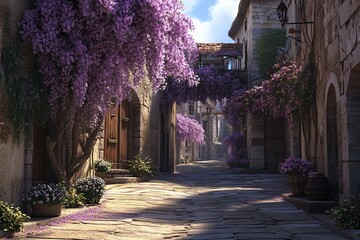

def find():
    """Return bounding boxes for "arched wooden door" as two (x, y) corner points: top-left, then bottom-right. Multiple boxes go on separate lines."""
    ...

(104, 100), (132, 169)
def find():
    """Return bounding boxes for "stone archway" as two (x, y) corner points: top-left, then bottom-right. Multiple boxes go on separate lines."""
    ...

(326, 84), (339, 199)
(346, 64), (360, 195)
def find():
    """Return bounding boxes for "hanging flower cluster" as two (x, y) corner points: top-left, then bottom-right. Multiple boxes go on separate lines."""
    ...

(176, 113), (205, 144)
(163, 65), (244, 104)
(224, 60), (310, 127)
(20, 0), (197, 126)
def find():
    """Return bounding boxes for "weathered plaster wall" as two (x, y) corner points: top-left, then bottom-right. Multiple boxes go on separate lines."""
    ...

(0, 0), (32, 205)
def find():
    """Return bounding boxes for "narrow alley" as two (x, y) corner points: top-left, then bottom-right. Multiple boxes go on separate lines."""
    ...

(17, 160), (350, 240)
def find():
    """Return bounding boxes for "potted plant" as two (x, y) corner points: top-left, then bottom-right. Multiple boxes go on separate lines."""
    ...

(128, 155), (155, 178)
(0, 200), (29, 238)
(23, 183), (66, 217)
(74, 177), (106, 204)
(279, 157), (315, 197)
(94, 159), (112, 178)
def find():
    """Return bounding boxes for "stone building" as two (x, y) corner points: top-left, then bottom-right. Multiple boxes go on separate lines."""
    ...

(228, 0), (288, 170)
(283, 0), (360, 199)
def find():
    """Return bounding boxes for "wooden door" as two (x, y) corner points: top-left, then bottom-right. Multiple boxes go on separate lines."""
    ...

(120, 100), (131, 164)
(264, 119), (286, 170)
(32, 126), (47, 183)
(104, 100), (132, 169)
(104, 103), (120, 167)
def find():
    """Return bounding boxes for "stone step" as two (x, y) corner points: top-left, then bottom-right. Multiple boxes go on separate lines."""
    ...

(104, 176), (150, 184)
(107, 169), (133, 178)
(282, 194), (337, 213)
(108, 169), (131, 174)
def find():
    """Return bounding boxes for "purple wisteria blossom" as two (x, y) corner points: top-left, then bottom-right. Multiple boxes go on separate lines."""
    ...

(223, 132), (248, 168)
(224, 61), (305, 127)
(163, 65), (244, 104)
(19, 0), (197, 185)
(176, 114), (205, 144)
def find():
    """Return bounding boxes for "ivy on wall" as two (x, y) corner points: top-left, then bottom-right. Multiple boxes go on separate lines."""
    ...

(1, 38), (49, 144)
(2, 40), (26, 143)
(256, 29), (286, 76)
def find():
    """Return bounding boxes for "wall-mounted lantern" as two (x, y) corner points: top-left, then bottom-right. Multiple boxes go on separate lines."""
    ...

(277, 1), (288, 28)
(276, 1), (314, 28)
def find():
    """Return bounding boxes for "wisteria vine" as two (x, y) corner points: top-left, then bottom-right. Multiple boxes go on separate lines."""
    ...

(20, 0), (197, 126)
(224, 60), (312, 127)
(176, 113), (205, 144)
(163, 65), (244, 104)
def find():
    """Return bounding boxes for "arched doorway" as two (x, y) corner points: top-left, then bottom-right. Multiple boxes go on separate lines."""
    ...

(326, 84), (339, 199)
(104, 92), (140, 169)
(346, 64), (360, 195)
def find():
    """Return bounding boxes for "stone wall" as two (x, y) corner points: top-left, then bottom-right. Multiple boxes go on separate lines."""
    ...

(286, 0), (360, 197)
(0, 0), (32, 205)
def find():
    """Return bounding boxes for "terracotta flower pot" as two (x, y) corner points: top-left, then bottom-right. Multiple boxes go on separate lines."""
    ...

(32, 204), (62, 217)
(288, 175), (307, 197)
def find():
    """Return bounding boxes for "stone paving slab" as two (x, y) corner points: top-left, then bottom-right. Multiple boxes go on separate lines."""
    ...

(17, 160), (353, 240)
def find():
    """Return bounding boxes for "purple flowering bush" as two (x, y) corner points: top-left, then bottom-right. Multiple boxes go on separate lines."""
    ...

(176, 114), (205, 144)
(163, 65), (245, 104)
(223, 132), (248, 168)
(224, 60), (312, 127)
(23, 183), (66, 205)
(278, 157), (315, 176)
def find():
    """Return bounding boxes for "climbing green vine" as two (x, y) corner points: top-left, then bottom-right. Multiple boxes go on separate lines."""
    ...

(256, 29), (286, 75)
(1, 38), (49, 144)
(2, 40), (27, 143)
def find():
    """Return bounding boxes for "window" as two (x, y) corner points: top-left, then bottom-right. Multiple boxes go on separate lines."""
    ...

(189, 102), (195, 115)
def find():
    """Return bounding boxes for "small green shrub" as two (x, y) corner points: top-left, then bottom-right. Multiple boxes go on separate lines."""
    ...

(327, 195), (360, 229)
(63, 188), (85, 208)
(128, 155), (155, 177)
(94, 159), (112, 172)
(0, 200), (29, 233)
(74, 177), (106, 204)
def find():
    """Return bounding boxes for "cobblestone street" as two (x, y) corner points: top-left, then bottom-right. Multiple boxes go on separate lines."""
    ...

(18, 160), (351, 240)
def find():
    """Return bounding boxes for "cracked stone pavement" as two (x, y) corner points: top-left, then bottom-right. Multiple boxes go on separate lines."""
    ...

(16, 160), (351, 240)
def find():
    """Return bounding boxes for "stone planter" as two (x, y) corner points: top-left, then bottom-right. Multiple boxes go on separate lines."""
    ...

(32, 204), (62, 217)
(0, 230), (15, 238)
(288, 175), (307, 197)
(305, 175), (329, 200)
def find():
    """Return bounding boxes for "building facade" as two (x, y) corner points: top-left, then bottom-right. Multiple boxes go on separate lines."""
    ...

(228, 0), (290, 170)
(284, 0), (360, 199)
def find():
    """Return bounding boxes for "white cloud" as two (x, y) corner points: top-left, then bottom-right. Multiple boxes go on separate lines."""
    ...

(189, 0), (239, 43)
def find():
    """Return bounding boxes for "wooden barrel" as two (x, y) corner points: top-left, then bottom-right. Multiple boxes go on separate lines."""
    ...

(288, 175), (307, 197)
(305, 175), (329, 200)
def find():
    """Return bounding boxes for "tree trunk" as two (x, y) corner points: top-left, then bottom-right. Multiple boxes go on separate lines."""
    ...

(46, 114), (103, 187)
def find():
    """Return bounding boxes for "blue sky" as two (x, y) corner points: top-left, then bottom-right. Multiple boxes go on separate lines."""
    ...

(182, 0), (239, 43)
